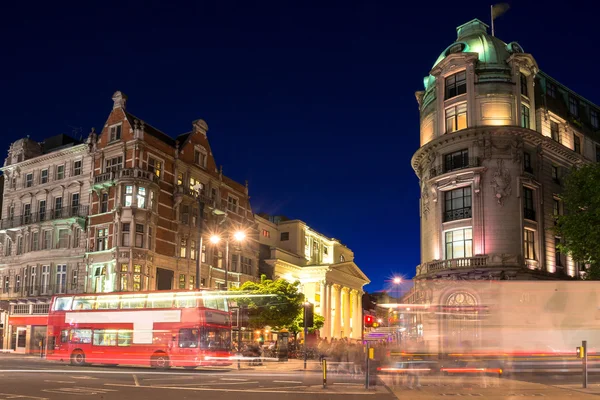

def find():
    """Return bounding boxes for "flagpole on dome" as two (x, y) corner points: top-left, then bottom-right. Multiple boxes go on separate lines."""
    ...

(490, 5), (495, 36)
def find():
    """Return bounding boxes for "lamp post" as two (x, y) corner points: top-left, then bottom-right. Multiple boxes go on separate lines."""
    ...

(192, 183), (205, 290)
(210, 229), (246, 290)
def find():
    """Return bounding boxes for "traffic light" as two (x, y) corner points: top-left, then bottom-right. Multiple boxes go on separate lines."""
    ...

(364, 315), (374, 328)
(303, 302), (314, 328)
(577, 346), (585, 359)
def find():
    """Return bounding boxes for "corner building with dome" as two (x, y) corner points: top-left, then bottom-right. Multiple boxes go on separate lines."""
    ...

(412, 19), (599, 280)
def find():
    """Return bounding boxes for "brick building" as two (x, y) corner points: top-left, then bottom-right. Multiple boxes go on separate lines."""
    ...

(86, 91), (258, 294)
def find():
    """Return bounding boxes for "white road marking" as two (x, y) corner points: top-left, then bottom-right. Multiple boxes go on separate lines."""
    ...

(105, 382), (379, 395)
(43, 380), (76, 384)
(157, 381), (257, 387)
(273, 380), (303, 384)
(142, 376), (195, 381)
(42, 387), (118, 396)
(70, 376), (98, 380)
(220, 378), (249, 381)
(133, 374), (140, 387)
(0, 394), (49, 400)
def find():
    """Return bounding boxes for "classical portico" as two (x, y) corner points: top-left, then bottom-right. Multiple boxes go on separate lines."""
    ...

(269, 258), (370, 340)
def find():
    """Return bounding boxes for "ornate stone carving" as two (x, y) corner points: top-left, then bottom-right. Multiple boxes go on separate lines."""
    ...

(475, 137), (492, 160)
(512, 137), (523, 164)
(490, 159), (511, 205)
(473, 173), (481, 194)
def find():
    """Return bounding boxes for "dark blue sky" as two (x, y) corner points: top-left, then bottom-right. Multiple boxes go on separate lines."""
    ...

(1, 1), (599, 292)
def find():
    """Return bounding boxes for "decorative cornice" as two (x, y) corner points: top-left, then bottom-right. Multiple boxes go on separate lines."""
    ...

(1, 144), (88, 173)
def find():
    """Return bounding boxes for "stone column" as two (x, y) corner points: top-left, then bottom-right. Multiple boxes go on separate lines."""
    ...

(350, 290), (358, 339)
(343, 287), (351, 339)
(320, 281), (328, 339)
(355, 291), (363, 339)
(333, 284), (341, 339)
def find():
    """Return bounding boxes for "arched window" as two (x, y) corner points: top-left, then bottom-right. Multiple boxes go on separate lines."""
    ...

(340, 254), (345, 262)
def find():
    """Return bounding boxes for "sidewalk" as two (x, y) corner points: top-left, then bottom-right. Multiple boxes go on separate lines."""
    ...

(381, 375), (600, 399)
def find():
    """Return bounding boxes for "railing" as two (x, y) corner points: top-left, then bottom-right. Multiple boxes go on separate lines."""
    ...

(444, 207), (472, 222)
(422, 256), (488, 274)
(524, 208), (536, 221)
(10, 303), (50, 315)
(0, 205), (89, 230)
(0, 284), (82, 300)
(174, 185), (217, 207)
(430, 157), (480, 178)
(94, 167), (160, 185)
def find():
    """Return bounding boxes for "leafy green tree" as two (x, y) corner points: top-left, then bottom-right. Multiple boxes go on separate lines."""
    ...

(287, 312), (325, 341)
(231, 275), (305, 329)
(555, 163), (600, 280)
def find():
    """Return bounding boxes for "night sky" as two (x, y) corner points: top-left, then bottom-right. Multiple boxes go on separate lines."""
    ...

(2, 1), (599, 292)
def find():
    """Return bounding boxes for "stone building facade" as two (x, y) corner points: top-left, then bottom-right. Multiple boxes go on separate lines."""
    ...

(413, 19), (599, 280)
(256, 214), (369, 340)
(0, 134), (92, 351)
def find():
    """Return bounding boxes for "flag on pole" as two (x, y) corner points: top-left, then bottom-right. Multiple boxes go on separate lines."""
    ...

(491, 3), (510, 36)
(492, 3), (510, 20)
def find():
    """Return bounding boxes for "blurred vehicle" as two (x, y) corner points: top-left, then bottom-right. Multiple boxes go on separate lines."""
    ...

(45, 289), (232, 369)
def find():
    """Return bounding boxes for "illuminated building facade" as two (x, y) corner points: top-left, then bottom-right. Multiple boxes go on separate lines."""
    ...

(0, 134), (92, 351)
(413, 19), (598, 280)
(256, 214), (369, 340)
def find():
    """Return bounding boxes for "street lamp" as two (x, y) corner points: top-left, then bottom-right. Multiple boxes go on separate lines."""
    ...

(209, 229), (246, 289)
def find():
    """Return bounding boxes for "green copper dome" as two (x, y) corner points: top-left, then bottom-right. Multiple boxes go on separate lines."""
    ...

(423, 19), (522, 91)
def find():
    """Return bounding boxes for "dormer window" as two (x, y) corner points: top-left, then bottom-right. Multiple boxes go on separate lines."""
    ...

(546, 82), (556, 98)
(444, 71), (467, 100)
(109, 124), (122, 142)
(445, 42), (466, 56)
(569, 97), (579, 117)
(194, 147), (207, 168)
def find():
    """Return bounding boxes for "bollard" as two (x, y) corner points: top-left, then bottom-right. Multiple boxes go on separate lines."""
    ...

(322, 359), (327, 388)
(583, 340), (588, 389)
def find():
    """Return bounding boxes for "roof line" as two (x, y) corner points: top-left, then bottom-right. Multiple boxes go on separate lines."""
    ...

(538, 70), (600, 111)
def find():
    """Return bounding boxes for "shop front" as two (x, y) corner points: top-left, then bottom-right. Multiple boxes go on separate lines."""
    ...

(7, 315), (48, 354)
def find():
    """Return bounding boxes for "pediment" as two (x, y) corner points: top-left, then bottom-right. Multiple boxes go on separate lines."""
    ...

(331, 262), (370, 283)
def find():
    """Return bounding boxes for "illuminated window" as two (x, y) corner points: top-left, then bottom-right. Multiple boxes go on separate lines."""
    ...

(445, 103), (467, 133)
(179, 274), (186, 289)
(96, 228), (108, 251)
(177, 172), (183, 186)
(201, 244), (206, 263)
(444, 187), (471, 222)
(262, 229), (271, 238)
(120, 264), (128, 291)
(524, 229), (536, 260)
(180, 238), (187, 258)
(189, 276), (195, 290)
(189, 177), (202, 192)
(550, 121), (560, 142)
(190, 240), (196, 260)
(133, 265), (142, 291)
(521, 104), (530, 129)
(148, 157), (162, 178)
(124, 185), (133, 207)
(523, 187), (535, 221)
(444, 71), (466, 100)
(137, 187), (146, 208)
(445, 228), (472, 259)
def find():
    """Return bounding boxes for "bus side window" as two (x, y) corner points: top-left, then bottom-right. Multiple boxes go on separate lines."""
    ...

(60, 330), (69, 343)
(179, 328), (199, 348)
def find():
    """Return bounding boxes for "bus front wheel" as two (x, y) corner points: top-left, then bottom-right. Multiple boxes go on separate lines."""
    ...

(151, 353), (170, 369)
(70, 350), (86, 366)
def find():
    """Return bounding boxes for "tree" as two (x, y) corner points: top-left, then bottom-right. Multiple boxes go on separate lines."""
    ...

(555, 163), (600, 279)
(231, 275), (305, 329)
(287, 312), (325, 341)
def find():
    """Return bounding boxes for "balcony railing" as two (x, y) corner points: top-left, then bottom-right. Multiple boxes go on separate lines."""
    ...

(0, 205), (89, 230)
(11, 303), (50, 315)
(0, 284), (82, 300)
(94, 167), (160, 185)
(524, 208), (536, 221)
(420, 255), (488, 275)
(431, 157), (480, 178)
(174, 185), (217, 207)
(444, 207), (472, 222)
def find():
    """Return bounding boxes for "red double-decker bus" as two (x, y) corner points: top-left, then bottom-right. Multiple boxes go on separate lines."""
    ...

(45, 289), (232, 369)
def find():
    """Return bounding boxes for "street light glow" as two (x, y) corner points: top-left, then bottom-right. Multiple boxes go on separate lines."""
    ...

(210, 235), (221, 244)
(393, 277), (402, 284)
(233, 231), (246, 241)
